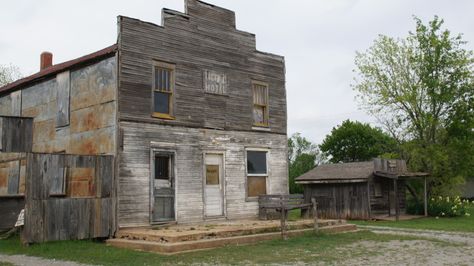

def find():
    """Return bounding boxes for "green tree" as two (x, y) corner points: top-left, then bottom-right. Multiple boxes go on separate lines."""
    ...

(288, 133), (320, 194)
(0, 64), (22, 86)
(320, 120), (397, 163)
(353, 16), (474, 195)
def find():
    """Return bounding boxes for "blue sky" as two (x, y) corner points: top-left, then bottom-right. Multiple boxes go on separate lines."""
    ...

(1, 0), (473, 144)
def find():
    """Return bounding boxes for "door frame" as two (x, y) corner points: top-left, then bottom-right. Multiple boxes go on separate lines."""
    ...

(202, 151), (226, 219)
(149, 148), (177, 224)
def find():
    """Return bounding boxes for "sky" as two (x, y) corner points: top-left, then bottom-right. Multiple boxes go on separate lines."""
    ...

(1, 0), (473, 144)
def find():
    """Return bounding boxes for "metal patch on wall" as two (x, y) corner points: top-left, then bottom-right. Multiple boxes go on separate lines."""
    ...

(203, 70), (228, 95)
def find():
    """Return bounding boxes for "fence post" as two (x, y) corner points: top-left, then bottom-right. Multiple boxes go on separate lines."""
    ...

(312, 197), (318, 232)
(280, 195), (287, 240)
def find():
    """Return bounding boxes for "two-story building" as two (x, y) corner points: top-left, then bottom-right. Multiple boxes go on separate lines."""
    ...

(0, 0), (287, 233)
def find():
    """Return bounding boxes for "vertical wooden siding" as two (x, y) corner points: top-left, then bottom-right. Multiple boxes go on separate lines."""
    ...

(22, 153), (114, 243)
(303, 183), (370, 220)
(0, 117), (33, 152)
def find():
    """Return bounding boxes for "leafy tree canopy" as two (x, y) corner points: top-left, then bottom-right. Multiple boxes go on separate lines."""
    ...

(320, 120), (397, 163)
(0, 64), (22, 87)
(288, 133), (320, 194)
(353, 16), (474, 195)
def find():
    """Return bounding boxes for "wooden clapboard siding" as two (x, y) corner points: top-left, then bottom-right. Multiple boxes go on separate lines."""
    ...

(22, 153), (114, 243)
(117, 0), (286, 134)
(118, 121), (288, 227)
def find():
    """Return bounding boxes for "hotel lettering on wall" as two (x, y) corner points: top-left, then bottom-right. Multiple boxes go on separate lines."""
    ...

(203, 70), (228, 95)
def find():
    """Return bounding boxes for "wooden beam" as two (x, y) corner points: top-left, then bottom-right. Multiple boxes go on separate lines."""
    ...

(424, 177), (428, 217)
(394, 179), (399, 221)
(367, 181), (372, 219)
(312, 198), (318, 232)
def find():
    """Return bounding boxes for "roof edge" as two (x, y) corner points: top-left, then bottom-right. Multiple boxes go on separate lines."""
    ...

(0, 44), (117, 96)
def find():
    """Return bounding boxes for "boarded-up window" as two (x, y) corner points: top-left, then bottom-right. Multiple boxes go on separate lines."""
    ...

(252, 82), (268, 127)
(246, 150), (268, 198)
(155, 155), (170, 180)
(152, 62), (175, 119)
(68, 168), (96, 198)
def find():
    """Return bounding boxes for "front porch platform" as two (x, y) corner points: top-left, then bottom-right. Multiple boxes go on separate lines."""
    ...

(107, 218), (357, 254)
(372, 214), (425, 221)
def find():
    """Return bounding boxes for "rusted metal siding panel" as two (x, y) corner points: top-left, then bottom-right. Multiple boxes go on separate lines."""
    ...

(56, 71), (70, 127)
(70, 57), (116, 111)
(16, 56), (118, 156)
(10, 90), (21, 116)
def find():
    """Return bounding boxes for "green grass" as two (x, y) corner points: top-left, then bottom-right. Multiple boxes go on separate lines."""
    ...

(0, 231), (433, 266)
(352, 206), (474, 232)
(0, 262), (15, 266)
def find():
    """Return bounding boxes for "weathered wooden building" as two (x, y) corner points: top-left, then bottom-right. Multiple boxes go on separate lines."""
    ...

(0, 0), (288, 241)
(295, 159), (428, 220)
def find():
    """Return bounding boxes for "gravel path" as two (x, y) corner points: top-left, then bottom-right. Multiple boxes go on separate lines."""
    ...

(335, 226), (474, 265)
(0, 254), (93, 266)
(359, 225), (474, 245)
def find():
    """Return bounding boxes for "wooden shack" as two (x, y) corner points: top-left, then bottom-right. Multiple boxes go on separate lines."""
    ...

(0, 0), (288, 242)
(295, 159), (429, 220)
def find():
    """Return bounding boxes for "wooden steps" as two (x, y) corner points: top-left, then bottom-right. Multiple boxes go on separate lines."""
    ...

(106, 220), (357, 254)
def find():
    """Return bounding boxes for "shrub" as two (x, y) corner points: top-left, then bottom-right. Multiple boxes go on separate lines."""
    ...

(428, 196), (472, 217)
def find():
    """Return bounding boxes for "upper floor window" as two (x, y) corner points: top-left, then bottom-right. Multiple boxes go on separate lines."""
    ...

(252, 81), (269, 127)
(152, 61), (175, 119)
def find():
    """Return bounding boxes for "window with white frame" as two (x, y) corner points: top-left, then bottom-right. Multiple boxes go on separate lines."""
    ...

(246, 150), (268, 197)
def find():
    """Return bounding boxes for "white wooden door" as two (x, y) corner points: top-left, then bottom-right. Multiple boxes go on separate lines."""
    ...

(204, 154), (224, 217)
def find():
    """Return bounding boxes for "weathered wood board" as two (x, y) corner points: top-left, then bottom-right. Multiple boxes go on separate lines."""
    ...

(22, 153), (115, 243)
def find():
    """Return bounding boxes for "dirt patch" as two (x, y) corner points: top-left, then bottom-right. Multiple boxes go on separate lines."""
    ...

(337, 239), (474, 265)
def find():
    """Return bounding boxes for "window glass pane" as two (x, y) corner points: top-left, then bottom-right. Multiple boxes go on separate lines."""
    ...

(155, 67), (172, 92)
(155, 156), (169, 180)
(154, 91), (170, 114)
(206, 165), (219, 185)
(247, 151), (267, 174)
(253, 106), (265, 125)
(247, 176), (266, 197)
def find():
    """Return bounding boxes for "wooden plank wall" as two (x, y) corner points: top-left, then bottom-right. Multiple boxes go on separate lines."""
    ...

(22, 153), (114, 243)
(0, 117), (33, 153)
(303, 183), (370, 220)
(119, 121), (288, 227)
(118, 0), (286, 134)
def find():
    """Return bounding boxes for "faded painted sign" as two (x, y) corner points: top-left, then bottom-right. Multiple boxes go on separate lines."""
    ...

(203, 70), (227, 95)
(206, 165), (219, 185)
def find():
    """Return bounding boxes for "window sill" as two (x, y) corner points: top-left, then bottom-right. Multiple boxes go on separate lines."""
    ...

(0, 194), (25, 198)
(252, 126), (271, 132)
(245, 196), (259, 202)
(152, 113), (176, 120)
